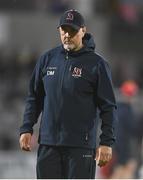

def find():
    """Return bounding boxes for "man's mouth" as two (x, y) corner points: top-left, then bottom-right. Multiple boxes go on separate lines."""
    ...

(64, 41), (71, 44)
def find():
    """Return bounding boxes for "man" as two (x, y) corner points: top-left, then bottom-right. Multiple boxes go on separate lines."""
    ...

(19, 9), (117, 179)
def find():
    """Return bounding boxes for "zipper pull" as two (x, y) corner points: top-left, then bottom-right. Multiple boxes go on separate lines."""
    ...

(85, 133), (88, 141)
(69, 65), (72, 71)
(66, 52), (69, 60)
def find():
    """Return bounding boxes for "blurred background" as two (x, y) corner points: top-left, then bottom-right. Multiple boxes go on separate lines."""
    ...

(0, 0), (143, 178)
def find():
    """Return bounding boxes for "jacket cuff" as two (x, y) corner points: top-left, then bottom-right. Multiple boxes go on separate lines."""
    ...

(19, 123), (33, 136)
(99, 141), (114, 147)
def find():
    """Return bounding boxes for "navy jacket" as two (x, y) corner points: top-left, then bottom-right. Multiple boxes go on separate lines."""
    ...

(20, 33), (117, 149)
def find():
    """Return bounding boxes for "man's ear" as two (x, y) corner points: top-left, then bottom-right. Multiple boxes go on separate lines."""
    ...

(82, 27), (86, 37)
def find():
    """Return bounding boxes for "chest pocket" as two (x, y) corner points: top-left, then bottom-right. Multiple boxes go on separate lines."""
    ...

(42, 66), (58, 93)
(69, 66), (95, 94)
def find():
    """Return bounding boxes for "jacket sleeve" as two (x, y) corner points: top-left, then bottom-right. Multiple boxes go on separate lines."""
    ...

(19, 55), (45, 135)
(96, 59), (117, 147)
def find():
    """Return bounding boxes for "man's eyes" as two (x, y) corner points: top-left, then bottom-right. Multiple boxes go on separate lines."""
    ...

(62, 29), (77, 34)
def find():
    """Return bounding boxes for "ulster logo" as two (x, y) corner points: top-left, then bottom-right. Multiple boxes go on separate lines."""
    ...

(66, 12), (74, 21)
(72, 67), (82, 77)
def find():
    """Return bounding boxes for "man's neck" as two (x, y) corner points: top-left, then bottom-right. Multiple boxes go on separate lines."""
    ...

(74, 44), (83, 51)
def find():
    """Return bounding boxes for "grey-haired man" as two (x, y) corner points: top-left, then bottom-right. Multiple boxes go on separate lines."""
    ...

(19, 9), (117, 179)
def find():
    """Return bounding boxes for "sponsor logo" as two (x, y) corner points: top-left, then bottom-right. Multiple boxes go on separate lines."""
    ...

(72, 67), (82, 77)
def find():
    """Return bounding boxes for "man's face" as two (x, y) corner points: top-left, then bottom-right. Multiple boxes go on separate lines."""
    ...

(59, 25), (86, 51)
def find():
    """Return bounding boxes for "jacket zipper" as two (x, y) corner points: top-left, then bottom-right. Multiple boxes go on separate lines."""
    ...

(56, 51), (70, 143)
(60, 51), (69, 88)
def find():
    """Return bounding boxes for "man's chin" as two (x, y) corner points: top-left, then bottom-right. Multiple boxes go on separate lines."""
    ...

(63, 44), (74, 51)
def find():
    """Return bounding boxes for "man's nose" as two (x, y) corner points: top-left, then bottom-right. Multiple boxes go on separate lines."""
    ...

(65, 32), (70, 37)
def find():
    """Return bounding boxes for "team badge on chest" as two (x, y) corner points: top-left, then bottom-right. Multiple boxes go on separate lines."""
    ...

(72, 67), (82, 78)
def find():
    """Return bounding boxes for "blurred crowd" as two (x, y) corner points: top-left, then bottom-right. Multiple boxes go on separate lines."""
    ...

(97, 80), (143, 178)
(0, 0), (143, 179)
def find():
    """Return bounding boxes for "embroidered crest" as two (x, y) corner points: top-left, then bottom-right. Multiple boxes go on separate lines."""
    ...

(66, 12), (74, 21)
(72, 67), (82, 77)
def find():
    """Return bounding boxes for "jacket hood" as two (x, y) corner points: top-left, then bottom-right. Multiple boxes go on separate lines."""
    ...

(83, 33), (96, 51)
